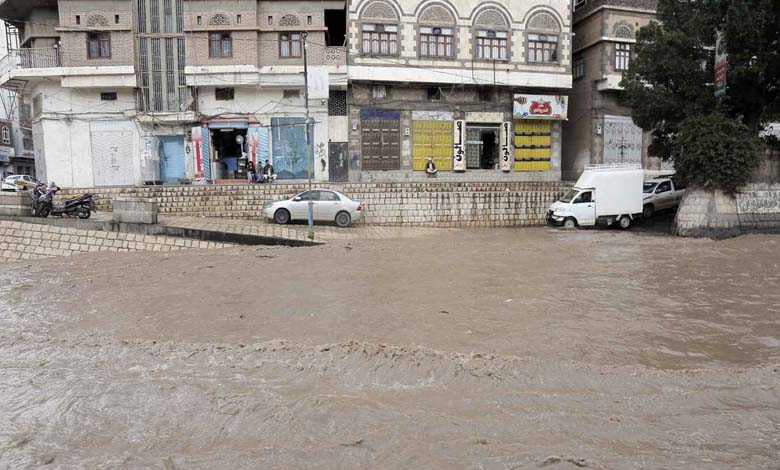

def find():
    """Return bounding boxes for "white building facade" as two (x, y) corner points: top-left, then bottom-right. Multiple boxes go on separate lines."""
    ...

(0, 0), (571, 187)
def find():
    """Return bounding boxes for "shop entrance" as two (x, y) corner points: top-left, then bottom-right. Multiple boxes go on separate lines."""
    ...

(211, 127), (248, 180)
(466, 124), (500, 170)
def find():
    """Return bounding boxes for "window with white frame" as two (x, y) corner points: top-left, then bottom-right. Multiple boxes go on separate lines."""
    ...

(362, 23), (398, 55)
(1, 127), (9, 145)
(476, 30), (508, 60)
(279, 32), (302, 57)
(420, 27), (454, 58)
(527, 33), (558, 63)
(615, 43), (631, 70)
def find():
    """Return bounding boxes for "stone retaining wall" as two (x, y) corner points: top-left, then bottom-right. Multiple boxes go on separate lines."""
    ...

(674, 183), (780, 238)
(0, 221), (231, 261)
(58, 182), (568, 227)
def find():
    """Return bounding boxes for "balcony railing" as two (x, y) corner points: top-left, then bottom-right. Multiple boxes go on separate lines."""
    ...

(0, 48), (62, 76)
(323, 46), (346, 66)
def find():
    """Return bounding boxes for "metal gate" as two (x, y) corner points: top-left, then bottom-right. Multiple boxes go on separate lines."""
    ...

(328, 142), (348, 182)
(159, 135), (185, 182)
(603, 115), (642, 164)
(412, 120), (453, 171)
(360, 110), (400, 171)
(92, 130), (134, 186)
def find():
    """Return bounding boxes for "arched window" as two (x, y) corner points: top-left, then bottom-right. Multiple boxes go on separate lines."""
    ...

(360, 1), (400, 56)
(526, 11), (561, 64)
(474, 8), (510, 61)
(418, 4), (457, 58)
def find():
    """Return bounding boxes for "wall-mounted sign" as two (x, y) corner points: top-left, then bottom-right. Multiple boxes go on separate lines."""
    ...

(715, 31), (727, 97)
(500, 121), (512, 171)
(513, 94), (568, 120)
(191, 126), (205, 180)
(453, 120), (466, 171)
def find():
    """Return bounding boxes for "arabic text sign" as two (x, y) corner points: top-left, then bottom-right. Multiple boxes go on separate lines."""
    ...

(513, 94), (568, 120)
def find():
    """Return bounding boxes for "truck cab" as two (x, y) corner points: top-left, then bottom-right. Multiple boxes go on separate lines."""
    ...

(642, 176), (686, 218)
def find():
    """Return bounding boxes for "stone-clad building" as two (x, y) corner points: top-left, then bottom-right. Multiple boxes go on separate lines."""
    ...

(561, 0), (667, 180)
(0, 0), (573, 187)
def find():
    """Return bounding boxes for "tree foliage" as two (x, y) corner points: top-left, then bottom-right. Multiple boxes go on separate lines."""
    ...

(620, 0), (779, 190)
(674, 114), (762, 193)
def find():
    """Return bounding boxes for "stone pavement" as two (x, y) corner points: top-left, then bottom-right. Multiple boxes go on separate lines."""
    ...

(157, 215), (449, 242)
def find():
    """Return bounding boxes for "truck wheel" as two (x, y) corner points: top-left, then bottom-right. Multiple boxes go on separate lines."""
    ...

(642, 204), (655, 219)
(563, 217), (577, 229)
(618, 216), (632, 230)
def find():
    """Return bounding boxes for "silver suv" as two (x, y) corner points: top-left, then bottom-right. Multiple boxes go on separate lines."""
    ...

(642, 176), (686, 218)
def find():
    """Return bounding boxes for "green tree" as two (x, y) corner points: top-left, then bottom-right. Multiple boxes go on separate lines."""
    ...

(620, 0), (779, 189)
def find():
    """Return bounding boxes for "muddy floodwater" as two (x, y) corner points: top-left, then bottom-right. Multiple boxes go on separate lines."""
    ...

(1, 228), (779, 469)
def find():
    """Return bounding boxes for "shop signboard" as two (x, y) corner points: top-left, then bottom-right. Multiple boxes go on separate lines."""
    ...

(513, 94), (568, 120)
(715, 31), (727, 97)
(453, 120), (466, 171)
(500, 121), (512, 171)
(191, 126), (206, 180)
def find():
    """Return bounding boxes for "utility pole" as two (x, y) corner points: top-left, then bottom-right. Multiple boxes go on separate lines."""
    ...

(302, 31), (314, 239)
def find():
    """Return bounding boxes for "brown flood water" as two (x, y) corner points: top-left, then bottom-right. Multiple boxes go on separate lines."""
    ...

(1, 227), (779, 469)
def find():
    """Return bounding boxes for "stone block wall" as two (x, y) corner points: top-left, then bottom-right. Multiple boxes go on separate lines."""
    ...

(674, 183), (780, 238)
(0, 221), (230, 261)
(58, 181), (568, 227)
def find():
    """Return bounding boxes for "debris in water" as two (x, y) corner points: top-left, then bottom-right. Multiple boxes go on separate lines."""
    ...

(340, 439), (364, 447)
(540, 456), (588, 467)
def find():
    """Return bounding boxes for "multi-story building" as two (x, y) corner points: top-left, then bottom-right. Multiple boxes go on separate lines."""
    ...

(347, 0), (572, 181)
(0, 0), (572, 187)
(561, 0), (666, 180)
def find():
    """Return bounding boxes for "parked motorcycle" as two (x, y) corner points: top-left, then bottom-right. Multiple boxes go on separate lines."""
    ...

(32, 182), (96, 219)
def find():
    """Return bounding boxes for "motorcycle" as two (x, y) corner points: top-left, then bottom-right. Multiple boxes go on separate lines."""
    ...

(32, 182), (96, 219)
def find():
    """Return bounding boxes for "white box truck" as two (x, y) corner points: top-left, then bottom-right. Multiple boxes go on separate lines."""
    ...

(547, 164), (644, 229)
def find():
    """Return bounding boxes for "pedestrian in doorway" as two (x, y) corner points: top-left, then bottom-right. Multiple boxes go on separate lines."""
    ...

(247, 160), (256, 183)
(425, 157), (438, 177)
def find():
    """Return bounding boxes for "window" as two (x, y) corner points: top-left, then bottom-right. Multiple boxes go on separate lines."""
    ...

(197, 16), (202, 25)
(320, 191), (340, 201)
(329, 90), (347, 116)
(427, 87), (444, 101)
(307, 16), (312, 25)
(76, 15), (81, 25)
(215, 88), (234, 101)
(573, 55), (585, 79)
(574, 191), (592, 203)
(615, 43), (630, 70)
(420, 27), (454, 58)
(476, 30), (507, 60)
(362, 23), (398, 55)
(1, 127), (9, 145)
(115, 14), (120, 24)
(371, 85), (387, 99)
(295, 191), (319, 201)
(283, 89), (300, 99)
(87, 32), (111, 59)
(527, 34), (558, 63)
(574, 0), (587, 11)
(268, 16), (273, 25)
(280, 32), (302, 57)
(100, 92), (117, 101)
(656, 181), (672, 193)
(236, 14), (241, 24)
(209, 32), (232, 58)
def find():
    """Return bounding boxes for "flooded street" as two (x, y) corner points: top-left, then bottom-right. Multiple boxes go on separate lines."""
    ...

(1, 228), (779, 469)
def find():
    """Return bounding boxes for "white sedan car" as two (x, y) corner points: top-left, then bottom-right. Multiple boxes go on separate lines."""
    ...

(2, 174), (40, 191)
(263, 189), (363, 227)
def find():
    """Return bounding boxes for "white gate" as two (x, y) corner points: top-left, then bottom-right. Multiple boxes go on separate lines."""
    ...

(603, 115), (642, 164)
(92, 130), (134, 186)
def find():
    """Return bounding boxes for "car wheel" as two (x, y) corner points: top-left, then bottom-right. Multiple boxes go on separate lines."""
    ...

(618, 216), (632, 230)
(642, 203), (655, 219)
(274, 208), (290, 225)
(335, 211), (352, 228)
(563, 217), (577, 229)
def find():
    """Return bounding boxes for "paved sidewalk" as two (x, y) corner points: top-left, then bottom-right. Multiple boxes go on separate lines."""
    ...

(157, 216), (449, 242)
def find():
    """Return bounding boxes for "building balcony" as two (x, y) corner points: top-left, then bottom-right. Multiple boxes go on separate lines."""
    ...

(596, 73), (624, 91)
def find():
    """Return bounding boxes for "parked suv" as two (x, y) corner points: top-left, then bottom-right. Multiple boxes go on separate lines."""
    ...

(642, 176), (686, 218)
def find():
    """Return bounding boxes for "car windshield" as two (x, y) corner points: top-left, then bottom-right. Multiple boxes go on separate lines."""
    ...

(643, 182), (657, 193)
(559, 189), (579, 203)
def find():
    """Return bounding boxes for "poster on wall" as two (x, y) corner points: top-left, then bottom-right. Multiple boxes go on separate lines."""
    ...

(714, 31), (727, 97)
(513, 95), (568, 120)
(453, 120), (466, 171)
(247, 126), (270, 167)
(500, 122), (512, 172)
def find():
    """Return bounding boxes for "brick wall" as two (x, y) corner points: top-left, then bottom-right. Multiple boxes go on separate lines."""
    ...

(58, 181), (569, 227)
(674, 183), (780, 238)
(186, 30), (258, 67)
(0, 221), (230, 261)
(59, 31), (135, 67)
